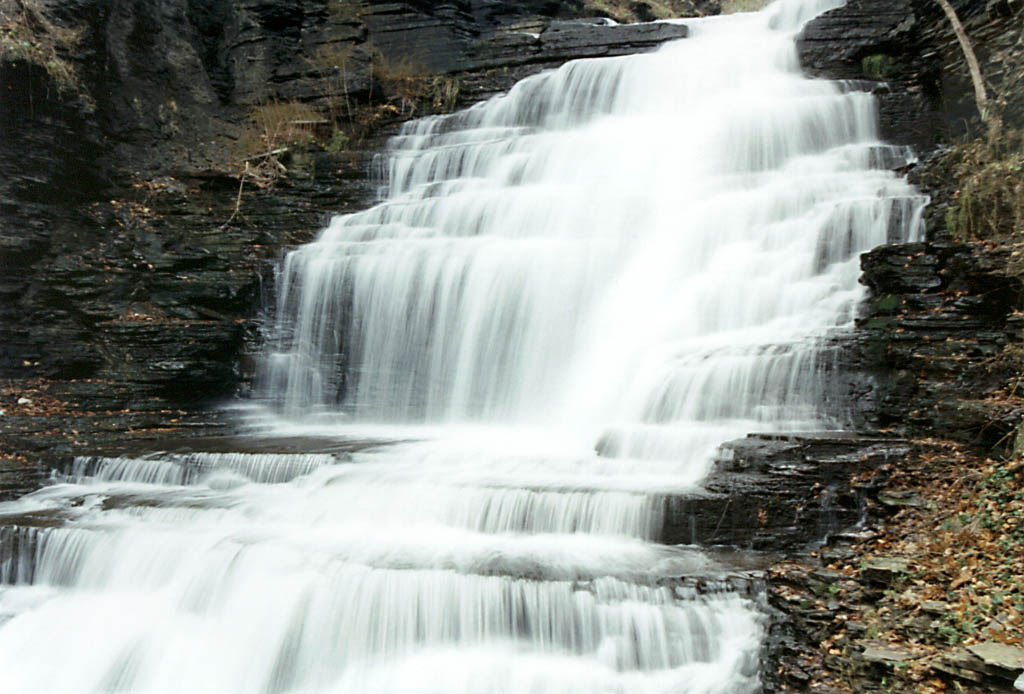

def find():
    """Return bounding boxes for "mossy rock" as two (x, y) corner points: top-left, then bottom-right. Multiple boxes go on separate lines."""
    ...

(874, 294), (902, 314)
(861, 54), (902, 80)
(861, 317), (894, 330)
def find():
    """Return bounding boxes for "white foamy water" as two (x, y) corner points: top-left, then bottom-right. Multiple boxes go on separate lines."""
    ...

(0, 1), (925, 692)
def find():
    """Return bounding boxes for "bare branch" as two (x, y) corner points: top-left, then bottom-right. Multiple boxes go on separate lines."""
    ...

(243, 147), (290, 162)
(934, 0), (989, 122)
(222, 161), (249, 228)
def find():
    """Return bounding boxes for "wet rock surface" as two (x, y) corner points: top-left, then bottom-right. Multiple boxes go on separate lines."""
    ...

(0, 378), (241, 501)
(0, 0), (692, 413)
(4, 0), (1014, 416)
(798, 0), (1022, 151)
(3, 0), (1024, 691)
(662, 433), (912, 551)
(847, 241), (1024, 448)
(797, 0), (938, 149)
(764, 2), (1024, 690)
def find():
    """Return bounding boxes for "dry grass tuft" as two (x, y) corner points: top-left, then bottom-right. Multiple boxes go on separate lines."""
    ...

(327, 0), (367, 22)
(237, 100), (325, 159)
(719, 0), (772, 13)
(582, 0), (715, 22)
(942, 29), (1024, 243)
(311, 42), (357, 125)
(372, 51), (431, 115)
(0, 0), (83, 90)
(945, 131), (1024, 241)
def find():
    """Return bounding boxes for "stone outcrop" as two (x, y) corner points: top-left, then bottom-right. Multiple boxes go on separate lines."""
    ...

(792, 0), (1024, 449)
(6, 0), (1016, 414)
(0, 143), (376, 404)
(661, 434), (912, 551)
(797, 0), (938, 149)
(0, 0), (689, 411)
(798, 0), (1023, 150)
(850, 241), (1024, 447)
(2, 1), (1023, 689)
(461, 18), (687, 71)
(764, 2), (1024, 691)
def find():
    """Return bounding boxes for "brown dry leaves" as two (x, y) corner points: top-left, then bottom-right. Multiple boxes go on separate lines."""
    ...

(810, 441), (1024, 692)
(0, 379), (70, 418)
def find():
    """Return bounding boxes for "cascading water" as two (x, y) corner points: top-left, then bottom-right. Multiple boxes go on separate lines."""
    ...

(0, 1), (926, 692)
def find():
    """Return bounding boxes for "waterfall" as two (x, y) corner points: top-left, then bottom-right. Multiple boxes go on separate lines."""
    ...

(0, 1), (925, 692)
(260, 0), (923, 458)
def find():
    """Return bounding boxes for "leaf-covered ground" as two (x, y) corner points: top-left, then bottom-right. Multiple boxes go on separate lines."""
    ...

(779, 440), (1024, 692)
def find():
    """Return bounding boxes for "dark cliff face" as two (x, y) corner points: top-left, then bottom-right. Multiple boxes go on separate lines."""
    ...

(795, 0), (1024, 444)
(1, 0), (1020, 419)
(799, 0), (1022, 150)
(0, 0), (687, 409)
(3, 4), (1023, 688)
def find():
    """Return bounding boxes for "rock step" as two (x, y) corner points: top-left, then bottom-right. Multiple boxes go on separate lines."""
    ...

(660, 433), (912, 550)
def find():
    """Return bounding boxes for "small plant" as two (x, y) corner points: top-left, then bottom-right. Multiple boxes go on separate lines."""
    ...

(311, 42), (356, 126)
(0, 0), (83, 90)
(367, 52), (464, 117)
(372, 51), (431, 116)
(238, 100), (325, 160)
(945, 130), (1024, 241)
(225, 99), (327, 226)
(581, 0), (718, 22)
(323, 129), (349, 154)
(862, 54), (902, 80)
(429, 75), (461, 113)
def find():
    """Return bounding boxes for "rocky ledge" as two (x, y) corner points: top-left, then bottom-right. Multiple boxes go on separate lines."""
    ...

(0, 0), (693, 415)
(763, 441), (1024, 693)
(661, 433), (913, 551)
(850, 240), (1024, 448)
(3, 1), (1024, 691)
(799, 0), (1022, 151)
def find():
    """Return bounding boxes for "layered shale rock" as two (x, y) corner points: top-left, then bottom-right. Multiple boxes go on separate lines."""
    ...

(799, 0), (1023, 150)
(851, 241), (1024, 448)
(0, 0), (688, 410)
(661, 434), (913, 551)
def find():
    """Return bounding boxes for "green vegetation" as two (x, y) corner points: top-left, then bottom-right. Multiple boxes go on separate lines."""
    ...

(861, 54), (902, 80)
(323, 129), (350, 154)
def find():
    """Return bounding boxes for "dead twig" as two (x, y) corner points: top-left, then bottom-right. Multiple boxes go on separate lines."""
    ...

(243, 147), (290, 162)
(222, 161), (249, 228)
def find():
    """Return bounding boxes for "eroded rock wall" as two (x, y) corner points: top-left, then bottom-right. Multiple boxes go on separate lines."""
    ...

(0, 0), (686, 410)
